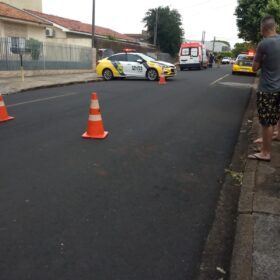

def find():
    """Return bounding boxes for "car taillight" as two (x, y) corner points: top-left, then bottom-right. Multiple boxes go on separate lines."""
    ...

(96, 60), (100, 66)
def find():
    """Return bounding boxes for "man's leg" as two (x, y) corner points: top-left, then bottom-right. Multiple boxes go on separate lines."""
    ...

(261, 125), (274, 156)
(249, 91), (273, 161)
(254, 121), (279, 144)
(275, 119), (280, 140)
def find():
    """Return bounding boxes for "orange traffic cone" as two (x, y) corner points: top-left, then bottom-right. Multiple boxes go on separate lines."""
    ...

(159, 70), (166, 85)
(82, 92), (108, 139)
(0, 94), (14, 122)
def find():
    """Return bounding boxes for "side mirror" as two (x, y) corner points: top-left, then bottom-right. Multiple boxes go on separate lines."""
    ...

(136, 59), (144, 63)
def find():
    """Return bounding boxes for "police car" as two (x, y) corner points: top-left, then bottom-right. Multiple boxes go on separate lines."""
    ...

(96, 50), (177, 81)
(232, 53), (256, 75)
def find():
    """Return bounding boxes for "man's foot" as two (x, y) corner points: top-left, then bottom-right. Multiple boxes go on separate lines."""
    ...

(253, 134), (280, 144)
(248, 152), (271, 162)
(253, 137), (263, 144)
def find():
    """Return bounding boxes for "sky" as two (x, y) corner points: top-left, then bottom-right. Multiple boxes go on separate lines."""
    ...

(42, 0), (243, 48)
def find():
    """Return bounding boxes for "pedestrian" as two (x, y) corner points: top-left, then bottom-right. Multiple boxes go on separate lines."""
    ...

(209, 53), (214, 68)
(248, 15), (280, 162)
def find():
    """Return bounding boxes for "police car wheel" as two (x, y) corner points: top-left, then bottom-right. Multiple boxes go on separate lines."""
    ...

(103, 69), (113, 81)
(146, 69), (158, 81)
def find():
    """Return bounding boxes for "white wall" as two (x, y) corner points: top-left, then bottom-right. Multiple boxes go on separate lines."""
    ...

(0, 20), (5, 37)
(1, 0), (42, 12)
(3, 21), (28, 38)
(2, 21), (45, 40)
(45, 28), (91, 47)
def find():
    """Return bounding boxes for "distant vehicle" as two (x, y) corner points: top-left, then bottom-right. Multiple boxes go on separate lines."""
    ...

(230, 58), (236, 64)
(221, 57), (231, 64)
(179, 42), (208, 70)
(96, 51), (177, 81)
(232, 53), (256, 75)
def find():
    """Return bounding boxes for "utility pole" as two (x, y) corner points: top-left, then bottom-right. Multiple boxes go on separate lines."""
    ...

(212, 36), (216, 52)
(92, 0), (95, 48)
(201, 30), (206, 44)
(201, 31), (206, 68)
(91, 0), (96, 71)
(153, 8), (159, 46)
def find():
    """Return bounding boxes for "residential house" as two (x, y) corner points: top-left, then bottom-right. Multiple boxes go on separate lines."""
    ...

(0, 2), (51, 49)
(124, 30), (149, 43)
(25, 10), (138, 47)
(0, 1), (155, 73)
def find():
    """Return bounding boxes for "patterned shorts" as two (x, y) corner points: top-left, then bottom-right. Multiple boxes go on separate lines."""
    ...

(257, 91), (280, 126)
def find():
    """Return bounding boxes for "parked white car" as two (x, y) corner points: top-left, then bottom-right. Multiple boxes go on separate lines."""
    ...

(221, 57), (231, 64)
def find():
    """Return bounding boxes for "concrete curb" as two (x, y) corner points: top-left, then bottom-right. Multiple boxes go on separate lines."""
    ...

(229, 80), (258, 280)
(230, 214), (254, 280)
(1, 74), (101, 95)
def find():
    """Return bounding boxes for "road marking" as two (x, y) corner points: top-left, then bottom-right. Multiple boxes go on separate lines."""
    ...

(7, 92), (80, 108)
(219, 82), (253, 89)
(210, 74), (229, 86)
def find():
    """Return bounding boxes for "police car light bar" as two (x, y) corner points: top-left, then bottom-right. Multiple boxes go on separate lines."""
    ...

(123, 48), (136, 52)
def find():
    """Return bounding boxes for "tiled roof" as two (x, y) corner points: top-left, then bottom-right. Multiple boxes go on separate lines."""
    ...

(125, 34), (143, 37)
(0, 2), (50, 25)
(26, 10), (137, 42)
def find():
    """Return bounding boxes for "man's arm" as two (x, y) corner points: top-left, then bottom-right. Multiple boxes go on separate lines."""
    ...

(253, 43), (263, 72)
(253, 60), (260, 72)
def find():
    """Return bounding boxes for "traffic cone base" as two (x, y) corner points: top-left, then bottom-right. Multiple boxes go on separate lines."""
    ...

(0, 115), (15, 123)
(82, 130), (108, 139)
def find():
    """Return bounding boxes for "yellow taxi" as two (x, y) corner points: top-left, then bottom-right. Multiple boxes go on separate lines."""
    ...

(232, 53), (256, 75)
(96, 50), (177, 81)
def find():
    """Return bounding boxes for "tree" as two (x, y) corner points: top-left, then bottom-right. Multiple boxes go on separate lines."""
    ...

(26, 38), (42, 60)
(235, 0), (280, 43)
(219, 51), (233, 58)
(264, 0), (280, 25)
(143, 6), (184, 57)
(231, 42), (256, 57)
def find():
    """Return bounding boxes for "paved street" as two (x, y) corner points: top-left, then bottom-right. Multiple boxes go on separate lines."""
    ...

(0, 66), (254, 280)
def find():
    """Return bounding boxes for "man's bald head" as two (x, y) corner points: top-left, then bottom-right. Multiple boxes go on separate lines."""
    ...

(261, 16), (277, 36)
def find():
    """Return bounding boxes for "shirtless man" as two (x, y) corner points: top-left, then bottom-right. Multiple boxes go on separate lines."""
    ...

(248, 16), (280, 162)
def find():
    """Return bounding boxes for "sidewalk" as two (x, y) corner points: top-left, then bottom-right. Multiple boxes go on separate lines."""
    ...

(230, 85), (280, 279)
(0, 72), (99, 95)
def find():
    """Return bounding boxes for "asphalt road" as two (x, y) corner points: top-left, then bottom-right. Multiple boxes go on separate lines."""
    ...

(0, 66), (255, 280)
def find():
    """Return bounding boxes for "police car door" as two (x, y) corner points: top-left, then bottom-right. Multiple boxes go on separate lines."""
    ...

(108, 54), (126, 77)
(125, 54), (145, 77)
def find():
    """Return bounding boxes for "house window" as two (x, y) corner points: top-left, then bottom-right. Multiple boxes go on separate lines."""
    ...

(8, 37), (26, 54)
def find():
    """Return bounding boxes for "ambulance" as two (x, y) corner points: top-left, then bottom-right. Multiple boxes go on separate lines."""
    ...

(179, 42), (208, 70)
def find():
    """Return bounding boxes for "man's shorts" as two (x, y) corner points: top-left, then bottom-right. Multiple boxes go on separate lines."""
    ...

(257, 91), (280, 126)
